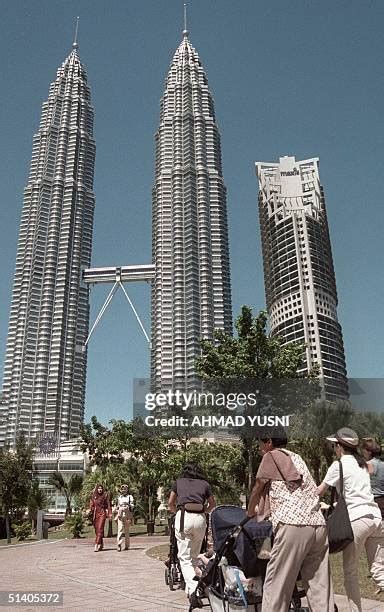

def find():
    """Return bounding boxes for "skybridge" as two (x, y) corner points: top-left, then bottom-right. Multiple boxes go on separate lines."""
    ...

(82, 264), (155, 349)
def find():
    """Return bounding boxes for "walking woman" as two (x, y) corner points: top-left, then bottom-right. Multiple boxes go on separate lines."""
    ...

(89, 484), (111, 552)
(114, 484), (134, 551)
(317, 428), (384, 611)
(168, 463), (216, 602)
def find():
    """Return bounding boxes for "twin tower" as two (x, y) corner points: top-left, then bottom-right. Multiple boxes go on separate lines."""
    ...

(0, 29), (347, 447)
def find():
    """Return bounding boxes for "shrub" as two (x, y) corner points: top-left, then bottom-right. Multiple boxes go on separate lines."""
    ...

(12, 521), (32, 541)
(64, 512), (85, 539)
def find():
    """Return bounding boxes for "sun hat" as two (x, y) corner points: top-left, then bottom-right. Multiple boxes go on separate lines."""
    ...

(326, 427), (359, 448)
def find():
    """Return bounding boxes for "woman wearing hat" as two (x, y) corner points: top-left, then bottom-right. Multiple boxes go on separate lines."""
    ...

(317, 428), (384, 610)
(114, 484), (134, 551)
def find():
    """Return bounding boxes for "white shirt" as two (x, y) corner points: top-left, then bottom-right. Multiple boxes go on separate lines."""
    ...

(117, 494), (134, 508)
(324, 455), (381, 522)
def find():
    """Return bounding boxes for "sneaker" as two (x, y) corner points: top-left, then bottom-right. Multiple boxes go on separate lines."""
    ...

(117, 544), (122, 552)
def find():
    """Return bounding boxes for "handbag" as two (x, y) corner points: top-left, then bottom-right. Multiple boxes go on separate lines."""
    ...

(325, 460), (354, 553)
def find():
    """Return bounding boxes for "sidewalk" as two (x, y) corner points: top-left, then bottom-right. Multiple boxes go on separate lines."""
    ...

(0, 536), (382, 611)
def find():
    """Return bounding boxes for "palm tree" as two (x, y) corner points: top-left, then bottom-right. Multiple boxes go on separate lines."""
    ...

(48, 472), (83, 516)
(27, 479), (51, 532)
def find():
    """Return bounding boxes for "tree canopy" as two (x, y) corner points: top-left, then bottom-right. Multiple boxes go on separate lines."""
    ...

(0, 435), (35, 542)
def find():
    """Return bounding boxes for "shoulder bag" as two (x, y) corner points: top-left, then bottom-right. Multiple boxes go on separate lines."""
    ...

(325, 460), (354, 553)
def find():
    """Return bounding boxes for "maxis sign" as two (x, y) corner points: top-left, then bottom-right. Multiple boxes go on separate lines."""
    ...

(280, 168), (299, 177)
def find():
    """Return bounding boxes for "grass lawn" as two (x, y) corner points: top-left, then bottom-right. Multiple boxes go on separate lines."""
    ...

(330, 553), (384, 603)
(146, 544), (384, 603)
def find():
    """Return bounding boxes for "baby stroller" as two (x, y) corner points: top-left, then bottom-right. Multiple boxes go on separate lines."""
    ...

(189, 505), (308, 612)
(164, 514), (185, 591)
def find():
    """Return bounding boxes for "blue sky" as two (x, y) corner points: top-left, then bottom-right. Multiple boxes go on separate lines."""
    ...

(0, 0), (383, 424)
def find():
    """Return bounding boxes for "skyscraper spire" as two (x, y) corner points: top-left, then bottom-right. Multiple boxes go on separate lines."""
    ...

(151, 29), (232, 391)
(73, 16), (79, 49)
(0, 43), (96, 447)
(183, 3), (188, 37)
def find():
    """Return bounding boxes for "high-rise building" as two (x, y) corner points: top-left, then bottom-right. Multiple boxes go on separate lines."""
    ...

(256, 156), (348, 400)
(151, 27), (232, 391)
(0, 40), (96, 447)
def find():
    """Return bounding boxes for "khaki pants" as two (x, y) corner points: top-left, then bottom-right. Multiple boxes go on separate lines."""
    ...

(175, 510), (206, 595)
(343, 516), (384, 611)
(117, 516), (131, 550)
(261, 523), (334, 612)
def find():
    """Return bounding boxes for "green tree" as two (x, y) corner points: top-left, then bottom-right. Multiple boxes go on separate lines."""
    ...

(48, 472), (83, 516)
(289, 399), (384, 483)
(0, 435), (35, 543)
(196, 306), (317, 494)
(64, 512), (85, 538)
(79, 416), (127, 468)
(162, 441), (245, 505)
(27, 479), (51, 533)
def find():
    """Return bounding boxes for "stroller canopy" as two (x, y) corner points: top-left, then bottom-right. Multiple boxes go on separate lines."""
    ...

(211, 505), (272, 578)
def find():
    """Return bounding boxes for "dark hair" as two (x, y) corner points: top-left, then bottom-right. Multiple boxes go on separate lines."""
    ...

(260, 434), (288, 448)
(340, 444), (368, 469)
(181, 463), (205, 480)
(362, 438), (382, 458)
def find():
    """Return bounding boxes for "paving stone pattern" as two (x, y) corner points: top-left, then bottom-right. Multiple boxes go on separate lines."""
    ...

(0, 537), (382, 611)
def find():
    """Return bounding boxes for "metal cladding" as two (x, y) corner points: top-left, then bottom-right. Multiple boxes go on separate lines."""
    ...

(0, 45), (96, 447)
(151, 31), (232, 391)
(256, 156), (348, 401)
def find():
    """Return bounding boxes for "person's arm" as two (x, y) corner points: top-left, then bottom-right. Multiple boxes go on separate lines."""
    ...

(316, 482), (329, 496)
(317, 461), (339, 497)
(107, 497), (112, 518)
(205, 495), (216, 513)
(247, 478), (268, 517)
(168, 491), (177, 513)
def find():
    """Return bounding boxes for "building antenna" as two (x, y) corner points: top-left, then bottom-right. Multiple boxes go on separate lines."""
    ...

(73, 16), (79, 49)
(183, 3), (189, 36)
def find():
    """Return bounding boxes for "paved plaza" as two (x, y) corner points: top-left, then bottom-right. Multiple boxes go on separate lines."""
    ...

(0, 536), (383, 611)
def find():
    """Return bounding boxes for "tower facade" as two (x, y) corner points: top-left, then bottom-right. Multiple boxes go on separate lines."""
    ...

(151, 29), (232, 391)
(0, 42), (96, 447)
(256, 156), (348, 400)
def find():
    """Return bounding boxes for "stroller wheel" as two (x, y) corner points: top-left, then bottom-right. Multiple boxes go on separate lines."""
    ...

(164, 567), (169, 586)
